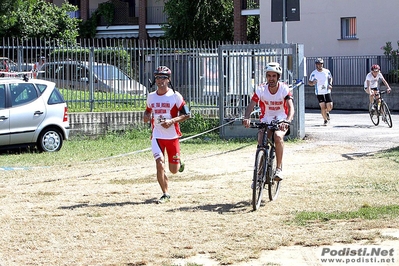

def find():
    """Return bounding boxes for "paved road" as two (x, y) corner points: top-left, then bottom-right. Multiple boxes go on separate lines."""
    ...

(304, 109), (399, 153)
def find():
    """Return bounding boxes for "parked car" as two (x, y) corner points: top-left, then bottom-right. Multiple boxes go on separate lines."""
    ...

(38, 61), (147, 95)
(0, 57), (36, 73)
(0, 57), (17, 72)
(0, 75), (70, 152)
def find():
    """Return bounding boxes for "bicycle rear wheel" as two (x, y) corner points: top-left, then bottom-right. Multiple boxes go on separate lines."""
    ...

(369, 108), (379, 126)
(381, 102), (393, 128)
(267, 147), (281, 201)
(252, 148), (267, 211)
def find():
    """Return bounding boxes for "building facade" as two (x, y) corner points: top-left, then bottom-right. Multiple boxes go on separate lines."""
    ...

(48, 0), (259, 41)
(260, 0), (399, 57)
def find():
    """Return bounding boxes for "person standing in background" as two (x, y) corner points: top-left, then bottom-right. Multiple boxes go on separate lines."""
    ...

(33, 56), (46, 79)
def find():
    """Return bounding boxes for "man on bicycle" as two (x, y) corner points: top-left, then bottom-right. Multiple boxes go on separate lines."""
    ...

(243, 62), (294, 181)
(364, 64), (392, 111)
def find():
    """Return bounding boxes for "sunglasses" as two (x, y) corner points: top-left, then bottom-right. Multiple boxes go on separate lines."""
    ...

(155, 75), (169, 80)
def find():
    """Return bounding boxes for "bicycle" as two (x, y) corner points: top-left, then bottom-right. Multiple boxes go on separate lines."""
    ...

(250, 120), (287, 211)
(369, 90), (392, 128)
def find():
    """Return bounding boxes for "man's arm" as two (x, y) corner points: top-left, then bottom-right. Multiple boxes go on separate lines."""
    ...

(308, 73), (317, 86)
(143, 110), (151, 123)
(380, 76), (392, 92)
(243, 100), (257, 128)
(286, 98), (295, 122)
(171, 113), (190, 124)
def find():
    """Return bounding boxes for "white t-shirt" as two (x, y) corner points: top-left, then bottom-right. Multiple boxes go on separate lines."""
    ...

(309, 68), (332, 95)
(364, 72), (383, 89)
(251, 82), (292, 124)
(145, 89), (185, 139)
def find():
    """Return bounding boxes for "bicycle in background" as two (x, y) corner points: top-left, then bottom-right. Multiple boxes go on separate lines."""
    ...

(369, 90), (392, 128)
(250, 120), (287, 211)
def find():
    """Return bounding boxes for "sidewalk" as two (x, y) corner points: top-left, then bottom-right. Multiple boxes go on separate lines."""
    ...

(304, 109), (399, 153)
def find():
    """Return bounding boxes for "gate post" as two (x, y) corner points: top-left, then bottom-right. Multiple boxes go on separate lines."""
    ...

(218, 43), (306, 140)
(291, 44), (305, 139)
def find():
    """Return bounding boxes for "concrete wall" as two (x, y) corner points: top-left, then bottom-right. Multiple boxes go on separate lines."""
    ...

(304, 85), (399, 111)
(68, 85), (398, 137)
(68, 111), (145, 137)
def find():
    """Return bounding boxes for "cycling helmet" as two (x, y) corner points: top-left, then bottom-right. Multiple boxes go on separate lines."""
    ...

(264, 62), (282, 75)
(154, 66), (171, 77)
(371, 64), (380, 71)
(315, 58), (324, 64)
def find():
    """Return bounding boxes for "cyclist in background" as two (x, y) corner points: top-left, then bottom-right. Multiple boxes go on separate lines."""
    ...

(308, 58), (333, 126)
(243, 62), (294, 181)
(364, 64), (392, 111)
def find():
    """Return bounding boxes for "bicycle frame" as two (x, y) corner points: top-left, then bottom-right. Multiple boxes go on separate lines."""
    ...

(251, 121), (283, 210)
(369, 90), (393, 128)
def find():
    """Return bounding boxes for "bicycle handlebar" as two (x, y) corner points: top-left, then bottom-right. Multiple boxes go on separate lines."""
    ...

(249, 120), (290, 129)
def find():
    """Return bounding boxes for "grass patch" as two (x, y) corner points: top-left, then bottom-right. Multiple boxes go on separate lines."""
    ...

(294, 205), (399, 225)
(0, 126), (254, 168)
(378, 146), (399, 163)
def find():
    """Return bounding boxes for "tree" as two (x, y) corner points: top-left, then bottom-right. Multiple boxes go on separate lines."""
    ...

(163, 0), (234, 41)
(247, 15), (260, 43)
(0, 0), (80, 43)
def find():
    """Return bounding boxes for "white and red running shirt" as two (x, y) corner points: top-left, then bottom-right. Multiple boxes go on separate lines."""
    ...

(145, 89), (185, 139)
(251, 82), (292, 124)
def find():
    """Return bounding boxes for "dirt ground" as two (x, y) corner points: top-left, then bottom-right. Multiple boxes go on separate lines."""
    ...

(1, 110), (399, 266)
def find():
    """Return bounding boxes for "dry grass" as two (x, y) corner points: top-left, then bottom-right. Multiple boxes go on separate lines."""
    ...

(0, 140), (398, 265)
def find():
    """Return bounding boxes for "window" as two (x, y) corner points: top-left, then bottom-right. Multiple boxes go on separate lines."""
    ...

(0, 85), (5, 109)
(10, 83), (38, 106)
(48, 88), (66, 105)
(341, 17), (357, 39)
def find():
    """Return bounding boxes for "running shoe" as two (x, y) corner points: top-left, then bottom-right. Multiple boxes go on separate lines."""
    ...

(274, 168), (283, 181)
(178, 161), (185, 172)
(323, 120), (328, 126)
(157, 194), (171, 204)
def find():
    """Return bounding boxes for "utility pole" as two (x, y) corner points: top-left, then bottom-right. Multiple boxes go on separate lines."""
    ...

(282, 0), (287, 43)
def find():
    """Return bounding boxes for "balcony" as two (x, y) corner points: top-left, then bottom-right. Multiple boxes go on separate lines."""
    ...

(241, 0), (259, 16)
(94, 2), (167, 38)
(147, 6), (167, 24)
(243, 0), (260, 9)
(90, 0), (167, 26)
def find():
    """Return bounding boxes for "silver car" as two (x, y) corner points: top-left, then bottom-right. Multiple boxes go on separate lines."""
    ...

(39, 61), (147, 95)
(0, 76), (70, 152)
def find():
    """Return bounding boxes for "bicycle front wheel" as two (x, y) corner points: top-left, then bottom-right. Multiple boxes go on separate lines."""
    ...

(267, 147), (281, 201)
(381, 102), (393, 128)
(252, 148), (267, 211)
(369, 109), (379, 126)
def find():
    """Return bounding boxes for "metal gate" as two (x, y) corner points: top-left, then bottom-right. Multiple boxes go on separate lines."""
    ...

(216, 43), (305, 139)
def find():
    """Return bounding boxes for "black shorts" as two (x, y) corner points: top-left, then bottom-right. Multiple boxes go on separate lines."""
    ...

(364, 87), (378, 92)
(316, 93), (333, 103)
